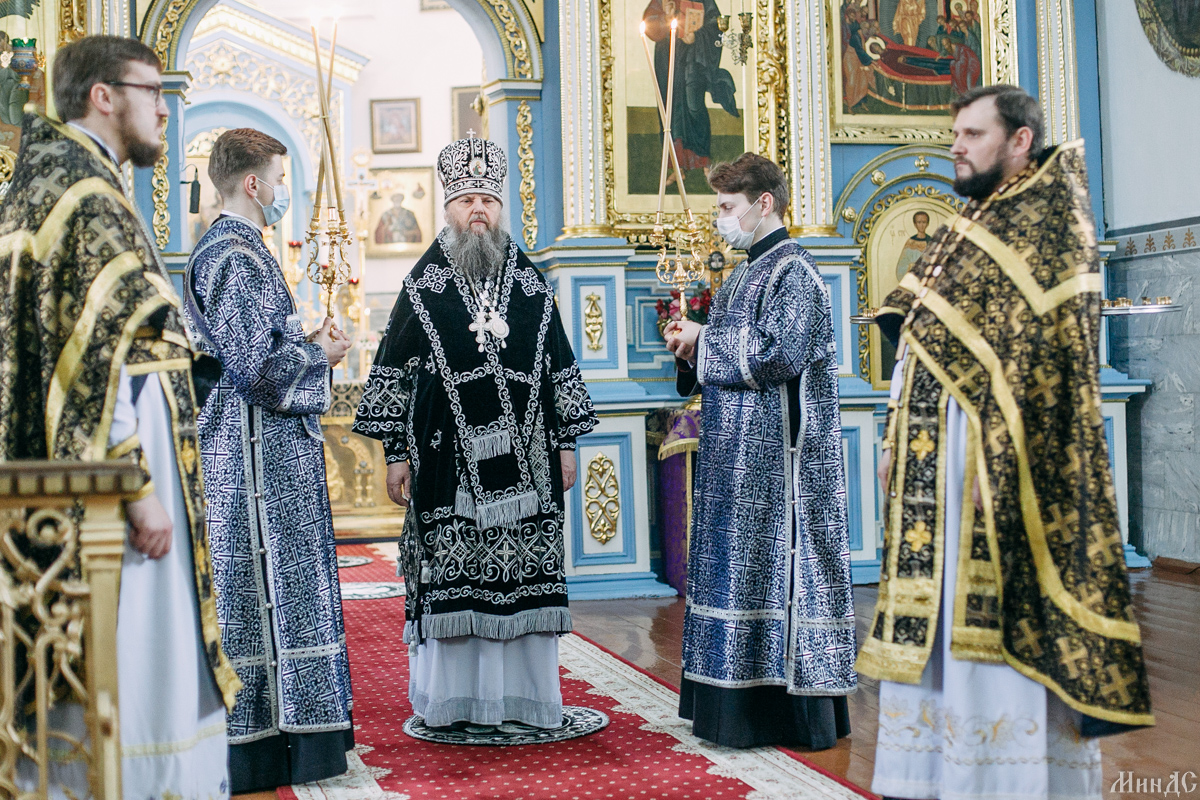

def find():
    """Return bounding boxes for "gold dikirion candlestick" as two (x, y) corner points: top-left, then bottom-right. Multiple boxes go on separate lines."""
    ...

(639, 16), (706, 316)
(306, 18), (353, 319)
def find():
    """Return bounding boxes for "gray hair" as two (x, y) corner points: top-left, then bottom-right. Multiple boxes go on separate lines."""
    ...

(443, 217), (509, 284)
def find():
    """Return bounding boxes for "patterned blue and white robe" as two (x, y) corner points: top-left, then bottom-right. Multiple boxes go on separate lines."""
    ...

(184, 215), (353, 747)
(680, 233), (857, 695)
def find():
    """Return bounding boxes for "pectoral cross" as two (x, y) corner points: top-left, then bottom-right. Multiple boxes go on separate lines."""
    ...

(469, 309), (488, 352)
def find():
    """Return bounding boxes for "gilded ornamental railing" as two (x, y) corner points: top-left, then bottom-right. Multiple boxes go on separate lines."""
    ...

(0, 462), (142, 799)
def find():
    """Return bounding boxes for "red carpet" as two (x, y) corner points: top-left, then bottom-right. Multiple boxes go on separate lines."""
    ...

(279, 545), (873, 800)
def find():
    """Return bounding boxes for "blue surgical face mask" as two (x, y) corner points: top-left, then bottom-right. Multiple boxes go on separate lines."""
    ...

(253, 177), (290, 227)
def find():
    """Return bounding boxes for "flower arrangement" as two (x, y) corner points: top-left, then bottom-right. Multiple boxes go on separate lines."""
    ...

(656, 286), (713, 338)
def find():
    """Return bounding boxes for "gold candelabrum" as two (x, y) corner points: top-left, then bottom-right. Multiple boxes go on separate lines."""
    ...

(639, 17), (707, 315)
(306, 20), (353, 320)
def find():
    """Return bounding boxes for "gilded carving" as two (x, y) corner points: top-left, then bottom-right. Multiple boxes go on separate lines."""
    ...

(151, 124), (171, 250)
(516, 100), (538, 250)
(755, 0), (788, 161)
(481, 0), (535, 79)
(59, 0), (88, 45)
(150, 0), (191, 66)
(853, 183), (963, 247)
(1135, 0), (1200, 77)
(855, 183), (963, 385)
(855, 264), (869, 378)
(186, 127), (229, 158)
(1035, 0), (1081, 144)
(0, 463), (139, 797)
(186, 41), (345, 171)
(324, 444), (345, 502)
(0, 145), (16, 185)
(584, 452), (620, 545)
(583, 292), (604, 351)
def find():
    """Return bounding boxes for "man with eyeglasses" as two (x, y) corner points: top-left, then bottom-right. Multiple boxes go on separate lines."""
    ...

(0, 36), (239, 798)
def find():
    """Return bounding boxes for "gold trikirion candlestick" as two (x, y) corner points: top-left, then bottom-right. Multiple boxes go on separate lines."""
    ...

(306, 20), (354, 319)
(640, 15), (706, 319)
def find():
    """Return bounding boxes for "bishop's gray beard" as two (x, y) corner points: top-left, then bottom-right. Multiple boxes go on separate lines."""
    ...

(444, 221), (508, 285)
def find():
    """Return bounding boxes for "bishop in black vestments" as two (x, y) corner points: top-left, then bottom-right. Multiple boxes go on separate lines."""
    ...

(354, 135), (597, 730)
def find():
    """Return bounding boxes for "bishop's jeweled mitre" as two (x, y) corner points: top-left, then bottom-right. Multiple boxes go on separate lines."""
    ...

(437, 133), (507, 203)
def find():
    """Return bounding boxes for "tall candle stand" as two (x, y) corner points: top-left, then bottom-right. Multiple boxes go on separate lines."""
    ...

(639, 17), (707, 315)
(306, 18), (353, 320)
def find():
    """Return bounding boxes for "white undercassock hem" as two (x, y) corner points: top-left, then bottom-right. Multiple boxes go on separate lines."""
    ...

(409, 632), (563, 728)
(871, 390), (1103, 800)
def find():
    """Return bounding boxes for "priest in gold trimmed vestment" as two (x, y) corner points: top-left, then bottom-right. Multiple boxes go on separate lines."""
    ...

(0, 36), (239, 798)
(859, 85), (1152, 800)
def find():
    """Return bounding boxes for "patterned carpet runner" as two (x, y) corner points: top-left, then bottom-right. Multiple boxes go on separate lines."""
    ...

(278, 545), (873, 800)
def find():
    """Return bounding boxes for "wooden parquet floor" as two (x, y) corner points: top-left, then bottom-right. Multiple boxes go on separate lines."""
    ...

(571, 566), (1200, 798)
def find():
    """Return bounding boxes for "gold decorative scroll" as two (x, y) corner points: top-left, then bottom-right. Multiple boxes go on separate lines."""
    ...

(754, 0), (788, 161)
(584, 453), (620, 545)
(583, 292), (604, 351)
(0, 462), (143, 799)
(481, 0), (536, 79)
(0, 145), (16, 184)
(516, 100), (538, 250)
(59, 0), (88, 45)
(151, 125), (171, 249)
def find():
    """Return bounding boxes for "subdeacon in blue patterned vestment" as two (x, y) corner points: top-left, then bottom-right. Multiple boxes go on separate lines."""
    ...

(681, 236), (858, 695)
(184, 215), (353, 745)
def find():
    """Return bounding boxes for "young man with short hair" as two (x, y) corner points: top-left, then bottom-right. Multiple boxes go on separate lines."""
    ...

(184, 128), (354, 792)
(0, 35), (239, 797)
(664, 153), (856, 749)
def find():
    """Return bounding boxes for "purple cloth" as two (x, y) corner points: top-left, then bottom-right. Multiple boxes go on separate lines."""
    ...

(658, 408), (700, 596)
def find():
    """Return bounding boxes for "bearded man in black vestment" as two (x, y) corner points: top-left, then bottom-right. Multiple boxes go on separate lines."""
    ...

(354, 135), (597, 731)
